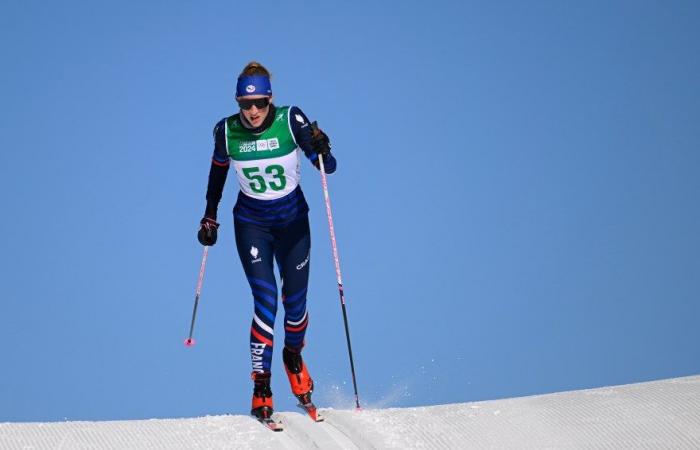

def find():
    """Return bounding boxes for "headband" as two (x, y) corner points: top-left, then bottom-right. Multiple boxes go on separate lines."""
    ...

(236, 75), (272, 97)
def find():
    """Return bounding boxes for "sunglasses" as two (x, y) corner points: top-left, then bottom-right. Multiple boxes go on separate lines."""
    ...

(238, 97), (271, 110)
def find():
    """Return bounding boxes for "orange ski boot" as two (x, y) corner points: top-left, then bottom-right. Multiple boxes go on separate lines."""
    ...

(250, 372), (274, 419)
(283, 347), (314, 404)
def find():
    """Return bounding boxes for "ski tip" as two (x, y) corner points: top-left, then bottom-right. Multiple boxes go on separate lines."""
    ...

(258, 418), (284, 431)
(267, 422), (284, 432)
(184, 338), (196, 347)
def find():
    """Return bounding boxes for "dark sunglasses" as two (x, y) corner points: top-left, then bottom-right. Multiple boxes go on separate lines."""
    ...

(237, 97), (271, 110)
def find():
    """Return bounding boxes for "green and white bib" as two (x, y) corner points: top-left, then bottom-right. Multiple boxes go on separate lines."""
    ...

(225, 106), (301, 200)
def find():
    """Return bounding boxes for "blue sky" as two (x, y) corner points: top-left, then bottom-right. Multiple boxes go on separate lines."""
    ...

(1, 1), (699, 422)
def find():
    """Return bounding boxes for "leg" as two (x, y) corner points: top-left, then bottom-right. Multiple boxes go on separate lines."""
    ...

(274, 216), (311, 351)
(234, 219), (278, 375)
(274, 217), (314, 400)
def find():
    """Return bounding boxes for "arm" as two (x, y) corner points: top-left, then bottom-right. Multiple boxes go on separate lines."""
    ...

(204, 119), (230, 220)
(198, 119), (229, 246)
(290, 106), (337, 174)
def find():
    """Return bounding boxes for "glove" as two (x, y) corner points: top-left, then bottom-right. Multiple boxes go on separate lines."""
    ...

(198, 217), (220, 246)
(310, 121), (331, 156)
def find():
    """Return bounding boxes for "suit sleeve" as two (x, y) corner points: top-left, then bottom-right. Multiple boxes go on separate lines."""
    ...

(204, 119), (230, 219)
(290, 106), (337, 174)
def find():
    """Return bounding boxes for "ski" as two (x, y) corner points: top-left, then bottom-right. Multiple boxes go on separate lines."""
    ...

(257, 416), (284, 432)
(297, 402), (324, 422)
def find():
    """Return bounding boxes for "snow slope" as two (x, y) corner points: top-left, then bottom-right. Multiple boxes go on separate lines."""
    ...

(2, 375), (699, 449)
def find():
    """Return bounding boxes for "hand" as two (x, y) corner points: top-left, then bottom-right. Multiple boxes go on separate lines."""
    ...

(198, 217), (219, 246)
(310, 121), (331, 155)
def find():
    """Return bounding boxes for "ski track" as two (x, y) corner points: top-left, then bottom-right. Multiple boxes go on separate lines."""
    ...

(323, 375), (700, 449)
(275, 412), (360, 449)
(1, 375), (699, 449)
(0, 415), (281, 450)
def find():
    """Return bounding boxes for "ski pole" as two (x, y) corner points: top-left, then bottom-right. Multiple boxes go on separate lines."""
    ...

(316, 140), (361, 410)
(185, 245), (209, 347)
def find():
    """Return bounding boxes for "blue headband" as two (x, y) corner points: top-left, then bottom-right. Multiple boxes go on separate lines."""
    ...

(236, 75), (272, 97)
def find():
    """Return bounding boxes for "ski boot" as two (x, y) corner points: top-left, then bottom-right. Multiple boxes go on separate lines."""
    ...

(250, 372), (274, 420)
(283, 347), (313, 400)
(283, 347), (322, 421)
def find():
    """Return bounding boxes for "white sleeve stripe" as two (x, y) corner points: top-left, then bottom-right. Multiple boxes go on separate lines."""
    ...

(288, 105), (299, 148)
(224, 119), (229, 155)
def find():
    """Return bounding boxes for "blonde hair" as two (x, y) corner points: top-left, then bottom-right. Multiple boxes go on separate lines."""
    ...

(239, 61), (271, 78)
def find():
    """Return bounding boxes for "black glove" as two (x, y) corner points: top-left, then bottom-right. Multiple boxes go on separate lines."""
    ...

(310, 121), (331, 155)
(198, 217), (219, 246)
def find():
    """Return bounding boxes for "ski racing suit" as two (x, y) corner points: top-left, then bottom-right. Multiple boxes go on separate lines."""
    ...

(204, 104), (336, 374)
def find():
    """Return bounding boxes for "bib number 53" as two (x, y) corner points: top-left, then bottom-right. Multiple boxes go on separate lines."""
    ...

(242, 165), (287, 193)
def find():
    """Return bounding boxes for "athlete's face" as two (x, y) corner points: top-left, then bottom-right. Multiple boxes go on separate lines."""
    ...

(238, 95), (272, 128)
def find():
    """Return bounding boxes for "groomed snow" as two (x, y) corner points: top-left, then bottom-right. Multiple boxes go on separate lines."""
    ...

(2, 375), (699, 449)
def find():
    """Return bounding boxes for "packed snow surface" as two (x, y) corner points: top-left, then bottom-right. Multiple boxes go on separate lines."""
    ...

(2, 375), (699, 449)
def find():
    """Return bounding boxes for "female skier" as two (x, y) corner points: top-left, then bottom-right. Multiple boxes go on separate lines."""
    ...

(197, 62), (335, 420)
